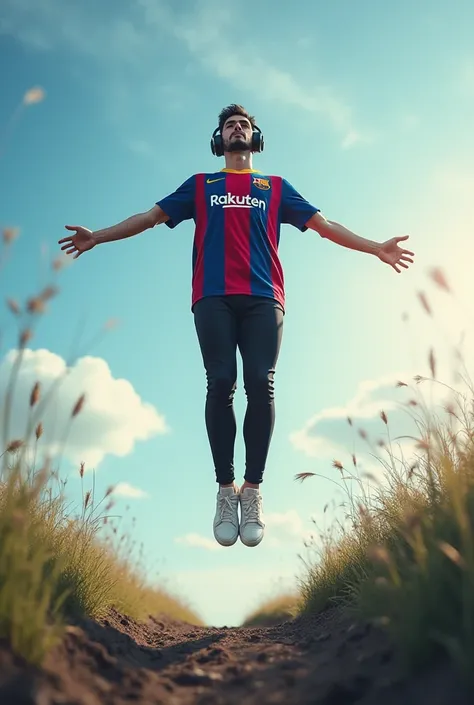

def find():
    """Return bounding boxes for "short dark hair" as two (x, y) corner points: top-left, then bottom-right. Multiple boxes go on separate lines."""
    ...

(218, 104), (256, 133)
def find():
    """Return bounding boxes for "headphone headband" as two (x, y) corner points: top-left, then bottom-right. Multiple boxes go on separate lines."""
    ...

(210, 124), (264, 157)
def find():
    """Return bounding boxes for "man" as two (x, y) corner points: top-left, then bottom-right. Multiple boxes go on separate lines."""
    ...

(58, 104), (414, 549)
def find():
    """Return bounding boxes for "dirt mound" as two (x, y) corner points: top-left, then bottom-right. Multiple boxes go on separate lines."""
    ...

(0, 607), (470, 704)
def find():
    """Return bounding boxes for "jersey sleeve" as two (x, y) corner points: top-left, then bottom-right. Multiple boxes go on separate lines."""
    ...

(280, 178), (320, 231)
(156, 175), (196, 229)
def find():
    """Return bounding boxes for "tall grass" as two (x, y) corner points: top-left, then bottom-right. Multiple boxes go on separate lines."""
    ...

(241, 592), (301, 627)
(296, 269), (474, 683)
(0, 87), (202, 666)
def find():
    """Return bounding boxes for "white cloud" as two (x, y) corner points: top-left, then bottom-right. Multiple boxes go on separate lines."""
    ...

(289, 370), (462, 463)
(264, 509), (316, 546)
(112, 482), (149, 499)
(175, 533), (224, 551)
(0, 348), (168, 468)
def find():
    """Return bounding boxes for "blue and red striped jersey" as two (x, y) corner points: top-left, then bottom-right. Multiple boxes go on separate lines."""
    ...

(156, 169), (319, 310)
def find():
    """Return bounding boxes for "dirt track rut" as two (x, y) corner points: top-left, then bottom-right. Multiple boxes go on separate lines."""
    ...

(0, 607), (470, 704)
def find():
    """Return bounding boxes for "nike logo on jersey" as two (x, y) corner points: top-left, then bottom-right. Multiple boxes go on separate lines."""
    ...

(206, 177), (225, 183)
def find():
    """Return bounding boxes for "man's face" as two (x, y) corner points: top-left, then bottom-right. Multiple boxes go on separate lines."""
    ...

(221, 114), (253, 153)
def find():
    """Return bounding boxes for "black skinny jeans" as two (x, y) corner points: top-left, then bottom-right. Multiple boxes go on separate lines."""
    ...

(193, 295), (284, 485)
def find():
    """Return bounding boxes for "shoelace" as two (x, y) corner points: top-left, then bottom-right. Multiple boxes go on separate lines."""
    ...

(218, 495), (238, 523)
(241, 494), (262, 525)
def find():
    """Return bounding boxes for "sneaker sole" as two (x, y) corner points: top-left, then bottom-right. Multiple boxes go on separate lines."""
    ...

(214, 533), (239, 547)
(239, 533), (263, 547)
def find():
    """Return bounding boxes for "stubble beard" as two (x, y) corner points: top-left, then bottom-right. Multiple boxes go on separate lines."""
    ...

(225, 136), (251, 153)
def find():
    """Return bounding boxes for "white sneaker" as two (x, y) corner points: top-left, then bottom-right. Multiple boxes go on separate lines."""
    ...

(213, 486), (240, 546)
(239, 487), (265, 547)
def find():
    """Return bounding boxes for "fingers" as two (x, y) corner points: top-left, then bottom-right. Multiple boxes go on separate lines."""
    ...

(396, 235), (409, 243)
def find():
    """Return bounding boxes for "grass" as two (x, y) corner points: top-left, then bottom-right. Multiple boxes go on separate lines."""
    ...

(0, 87), (202, 667)
(296, 268), (474, 685)
(0, 401), (203, 667)
(0, 294), (203, 665)
(241, 592), (301, 627)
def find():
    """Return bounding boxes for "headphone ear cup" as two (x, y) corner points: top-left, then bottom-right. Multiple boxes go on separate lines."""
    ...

(252, 129), (264, 153)
(210, 129), (224, 157)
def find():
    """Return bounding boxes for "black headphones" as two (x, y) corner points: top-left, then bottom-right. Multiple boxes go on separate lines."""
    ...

(210, 124), (264, 157)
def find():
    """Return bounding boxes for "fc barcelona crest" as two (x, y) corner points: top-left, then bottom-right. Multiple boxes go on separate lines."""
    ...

(252, 177), (271, 190)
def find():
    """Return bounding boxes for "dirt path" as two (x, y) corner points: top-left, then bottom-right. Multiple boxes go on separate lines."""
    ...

(0, 607), (470, 704)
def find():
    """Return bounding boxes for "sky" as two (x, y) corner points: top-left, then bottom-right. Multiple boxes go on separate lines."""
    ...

(1, 0), (474, 626)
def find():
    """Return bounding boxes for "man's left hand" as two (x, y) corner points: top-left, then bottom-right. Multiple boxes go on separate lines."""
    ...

(377, 235), (414, 273)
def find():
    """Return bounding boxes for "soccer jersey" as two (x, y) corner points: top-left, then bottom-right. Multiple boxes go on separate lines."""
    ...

(156, 168), (319, 311)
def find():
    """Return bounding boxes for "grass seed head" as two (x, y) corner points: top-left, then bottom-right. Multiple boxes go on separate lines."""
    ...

(2, 227), (19, 244)
(429, 348), (436, 378)
(417, 291), (432, 316)
(6, 439), (24, 453)
(23, 86), (45, 105)
(30, 382), (40, 408)
(27, 297), (46, 314)
(429, 267), (451, 294)
(19, 329), (33, 347)
(71, 394), (85, 418)
(6, 298), (20, 315)
(438, 541), (466, 569)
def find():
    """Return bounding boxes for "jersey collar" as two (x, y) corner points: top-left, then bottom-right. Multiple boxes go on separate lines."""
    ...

(220, 168), (261, 174)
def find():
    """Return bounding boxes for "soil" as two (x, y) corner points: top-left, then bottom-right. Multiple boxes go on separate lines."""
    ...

(0, 606), (471, 705)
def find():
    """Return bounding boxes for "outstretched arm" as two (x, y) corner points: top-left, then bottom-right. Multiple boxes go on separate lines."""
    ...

(305, 211), (414, 273)
(91, 204), (169, 244)
(58, 205), (170, 259)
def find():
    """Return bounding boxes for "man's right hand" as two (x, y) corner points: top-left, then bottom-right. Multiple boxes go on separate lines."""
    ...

(58, 225), (97, 259)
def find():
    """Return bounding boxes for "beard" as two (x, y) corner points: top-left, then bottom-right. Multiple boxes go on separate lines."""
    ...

(224, 136), (250, 152)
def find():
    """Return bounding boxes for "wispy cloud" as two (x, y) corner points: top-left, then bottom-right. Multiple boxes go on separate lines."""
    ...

(2, 0), (369, 148)
(112, 482), (150, 499)
(138, 0), (369, 148)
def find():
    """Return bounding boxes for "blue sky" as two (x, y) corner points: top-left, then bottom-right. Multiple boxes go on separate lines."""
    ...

(1, 0), (474, 626)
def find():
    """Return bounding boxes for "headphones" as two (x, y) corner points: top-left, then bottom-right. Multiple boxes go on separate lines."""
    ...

(210, 124), (265, 157)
